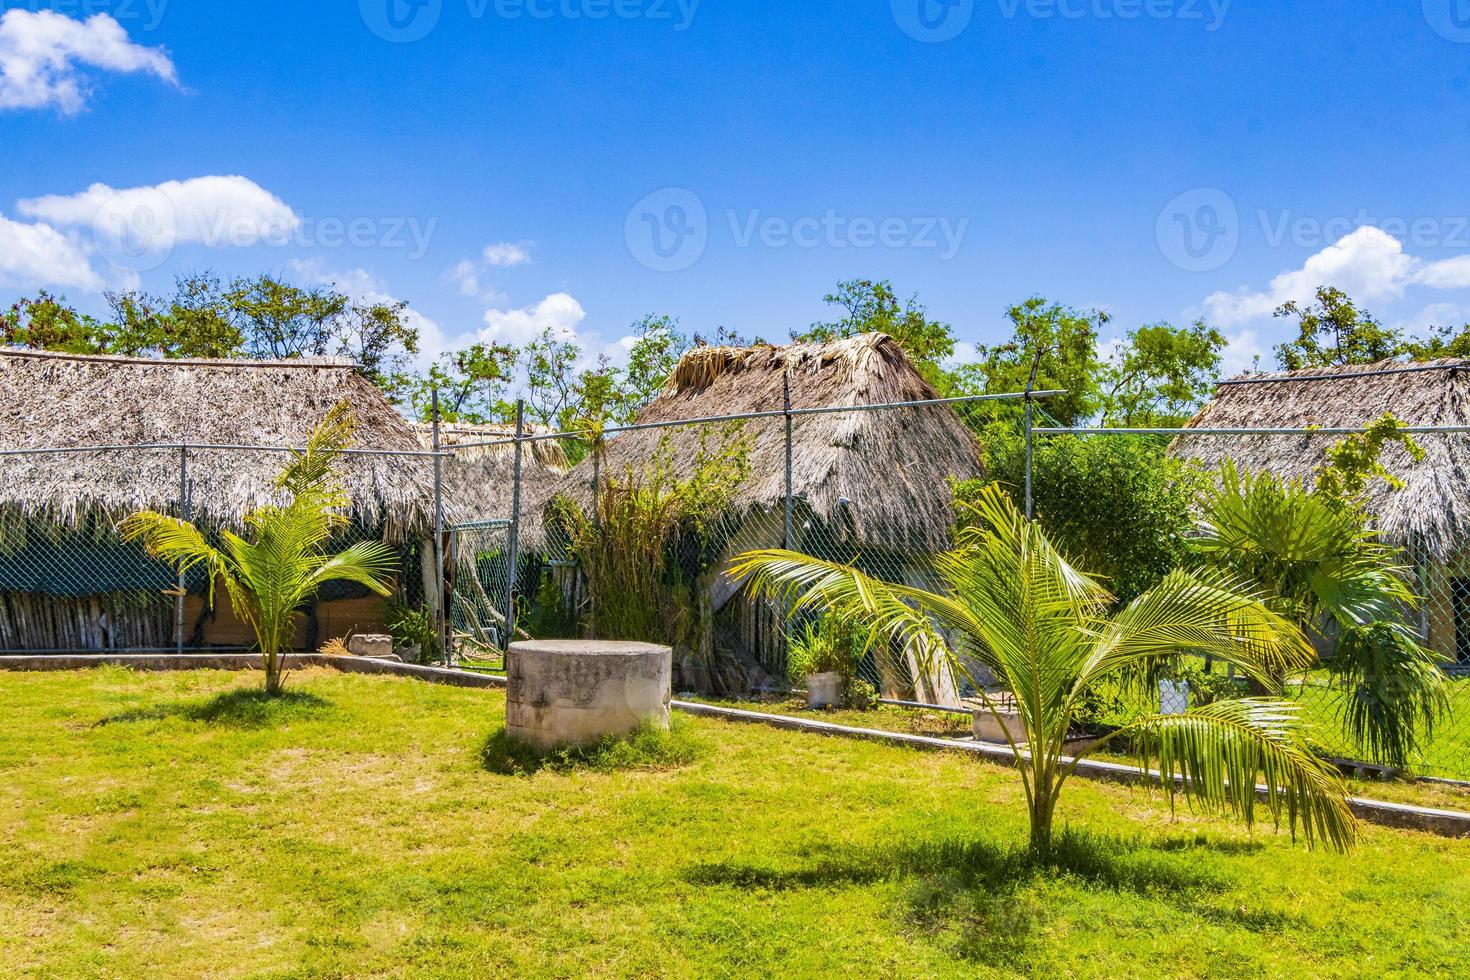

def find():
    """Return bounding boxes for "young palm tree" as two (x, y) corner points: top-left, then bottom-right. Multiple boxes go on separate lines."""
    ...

(1193, 461), (1448, 768)
(121, 403), (399, 696)
(733, 484), (1356, 854)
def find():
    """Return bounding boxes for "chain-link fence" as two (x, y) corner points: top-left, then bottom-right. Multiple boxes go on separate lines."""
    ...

(6, 383), (1470, 784)
(0, 443), (442, 658)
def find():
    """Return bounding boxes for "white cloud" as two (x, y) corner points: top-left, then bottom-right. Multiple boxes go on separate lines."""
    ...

(448, 259), (481, 297)
(1219, 329), (1266, 376)
(482, 242), (531, 268)
(445, 241), (530, 302)
(1201, 226), (1470, 328)
(481, 292), (586, 346)
(0, 212), (103, 291)
(18, 175), (298, 255)
(0, 10), (177, 114)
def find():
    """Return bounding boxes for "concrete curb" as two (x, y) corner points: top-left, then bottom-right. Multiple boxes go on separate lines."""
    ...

(673, 701), (1470, 839)
(3, 655), (1465, 838)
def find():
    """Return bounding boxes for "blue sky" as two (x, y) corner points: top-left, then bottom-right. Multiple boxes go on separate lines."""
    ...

(4, 0), (1470, 376)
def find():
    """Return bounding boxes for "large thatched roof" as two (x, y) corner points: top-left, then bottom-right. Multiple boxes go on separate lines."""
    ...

(542, 333), (985, 555)
(1179, 359), (1470, 559)
(412, 422), (568, 543)
(0, 348), (437, 539)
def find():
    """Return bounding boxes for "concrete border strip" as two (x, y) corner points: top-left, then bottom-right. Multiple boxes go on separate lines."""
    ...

(2, 654), (1465, 838)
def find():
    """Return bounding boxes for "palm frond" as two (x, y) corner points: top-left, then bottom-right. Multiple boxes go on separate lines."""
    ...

(278, 400), (356, 496)
(1331, 622), (1450, 769)
(1077, 568), (1316, 695)
(1122, 698), (1357, 851)
(298, 541), (399, 602)
(118, 511), (235, 608)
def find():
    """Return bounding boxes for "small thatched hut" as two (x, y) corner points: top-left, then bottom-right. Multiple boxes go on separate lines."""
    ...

(413, 421), (569, 650)
(1178, 359), (1470, 665)
(542, 333), (985, 698)
(0, 348), (438, 652)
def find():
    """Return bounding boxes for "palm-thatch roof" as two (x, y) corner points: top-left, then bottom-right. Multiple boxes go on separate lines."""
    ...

(411, 421), (568, 544)
(542, 333), (985, 555)
(0, 348), (437, 541)
(1179, 359), (1470, 560)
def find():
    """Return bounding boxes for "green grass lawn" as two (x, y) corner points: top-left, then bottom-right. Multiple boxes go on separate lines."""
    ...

(3, 668), (1468, 978)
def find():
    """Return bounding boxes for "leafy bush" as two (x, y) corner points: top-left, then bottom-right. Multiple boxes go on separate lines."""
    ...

(386, 602), (440, 665)
(964, 427), (1202, 605)
(554, 426), (750, 652)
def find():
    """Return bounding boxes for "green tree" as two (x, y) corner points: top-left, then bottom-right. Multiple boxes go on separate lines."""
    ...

(0, 291), (108, 353)
(1192, 461), (1448, 767)
(619, 314), (690, 421)
(967, 431), (1203, 605)
(1273, 287), (1405, 370)
(1101, 319), (1226, 427)
(413, 342), (518, 423)
(735, 484), (1355, 853)
(121, 404), (399, 696)
(970, 297), (1108, 426)
(796, 279), (959, 391)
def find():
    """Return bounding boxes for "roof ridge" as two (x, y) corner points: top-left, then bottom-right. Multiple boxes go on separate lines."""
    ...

(0, 347), (358, 370)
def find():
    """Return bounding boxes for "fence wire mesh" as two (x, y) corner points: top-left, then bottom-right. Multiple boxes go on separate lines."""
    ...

(4, 391), (1470, 784)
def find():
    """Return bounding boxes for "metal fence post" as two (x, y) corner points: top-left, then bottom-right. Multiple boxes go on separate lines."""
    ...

(175, 444), (189, 655)
(1024, 351), (1041, 521)
(783, 371), (794, 551)
(431, 390), (449, 665)
(504, 399), (526, 653)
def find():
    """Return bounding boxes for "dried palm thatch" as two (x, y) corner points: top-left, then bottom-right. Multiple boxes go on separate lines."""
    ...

(539, 333), (985, 555)
(0, 348), (437, 542)
(411, 421), (568, 545)
(1179, 359), (1470, 560)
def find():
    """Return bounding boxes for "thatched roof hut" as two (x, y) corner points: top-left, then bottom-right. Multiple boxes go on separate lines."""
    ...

(543, 332), (985, 556)
(411, 421), (568, 543)
(0, 348), (437, 540)
(1179, 359), (1470, 561)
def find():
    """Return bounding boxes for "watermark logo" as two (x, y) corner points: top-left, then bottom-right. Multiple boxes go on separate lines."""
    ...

(360, 0), (698, 40)
(90, 189), (177, 274)
(360, 0), (443, 43)
(726, 210), (969, 259)
(8, 0), (170, 31)
(892, 0), (975, 43)
(996, 0), (1231, 31)
(625, 188), (708, 272)
(1424, 0), (1470, 43)
(1156, 187), (1239, 272)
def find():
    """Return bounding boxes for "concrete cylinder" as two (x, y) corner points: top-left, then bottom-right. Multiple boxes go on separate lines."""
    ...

(505, 639), (673, 750)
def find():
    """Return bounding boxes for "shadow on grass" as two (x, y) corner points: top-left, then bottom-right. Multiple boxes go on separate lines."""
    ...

(480, 719), (707, 776)
(685, 829), (1301, 964)
(97, 688), (331, 730)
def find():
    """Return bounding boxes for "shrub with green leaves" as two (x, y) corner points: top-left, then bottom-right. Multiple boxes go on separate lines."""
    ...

(960, 426), (1203, 605)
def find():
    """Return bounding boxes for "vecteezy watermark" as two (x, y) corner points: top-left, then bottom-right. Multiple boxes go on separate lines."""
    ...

(360, 0), (699, 42)
(1156, 187), (1239, 272)
(624, 187), (708, 272)
(89, 193), (439, 275)
(892, 0), (975, 43)
(726, 210), (970, 260)
(7, 0), (170, 30)
(1156, 188), (1470, 271)
(360, 0), (444, 43)
(996, 0), (1231, 29)
(1423, 0), (1470, 43)
(624, 188), (970, 272)
(1259, 210), (1470, 250)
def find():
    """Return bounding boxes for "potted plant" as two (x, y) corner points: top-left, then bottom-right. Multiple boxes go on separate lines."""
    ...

(787, 616), (866, 709)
